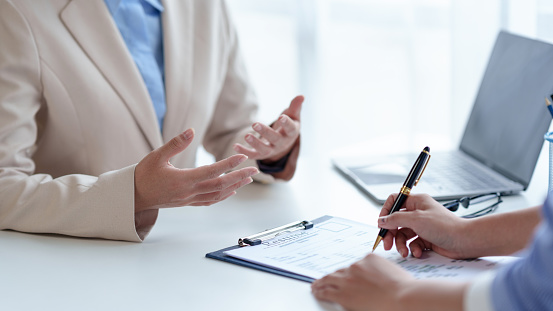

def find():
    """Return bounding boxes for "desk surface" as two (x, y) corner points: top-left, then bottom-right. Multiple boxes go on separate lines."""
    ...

(1, 154), (549, 311)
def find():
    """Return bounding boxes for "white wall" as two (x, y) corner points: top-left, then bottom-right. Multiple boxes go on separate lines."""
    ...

(196, 0), (553, 164)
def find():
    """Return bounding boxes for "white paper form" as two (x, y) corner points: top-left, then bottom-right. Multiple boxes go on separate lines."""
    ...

(225, 216), (516, 280)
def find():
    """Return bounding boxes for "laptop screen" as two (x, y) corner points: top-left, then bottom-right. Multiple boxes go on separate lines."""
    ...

(459, 31), (553, 188)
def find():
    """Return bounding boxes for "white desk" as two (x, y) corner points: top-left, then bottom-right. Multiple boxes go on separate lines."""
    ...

(1, 155), (549, 311)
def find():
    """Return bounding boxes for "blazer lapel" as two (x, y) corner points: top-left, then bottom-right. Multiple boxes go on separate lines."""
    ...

(161, 0), (193, 142)
(61, 0), (163, 149)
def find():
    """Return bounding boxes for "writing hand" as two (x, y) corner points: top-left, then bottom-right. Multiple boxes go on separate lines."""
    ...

(378, 193), (469, 259)
(233, 95), (303, 163)
(134, 128), (259, 213)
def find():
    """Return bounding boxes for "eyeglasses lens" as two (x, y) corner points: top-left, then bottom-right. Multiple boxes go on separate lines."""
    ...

(442, 193), (501, 218)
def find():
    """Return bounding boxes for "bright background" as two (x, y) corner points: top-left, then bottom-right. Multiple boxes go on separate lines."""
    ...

(200, 0), (553, 163)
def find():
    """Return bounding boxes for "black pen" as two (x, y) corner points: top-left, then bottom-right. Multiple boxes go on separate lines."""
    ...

(372, 146), (431, 252)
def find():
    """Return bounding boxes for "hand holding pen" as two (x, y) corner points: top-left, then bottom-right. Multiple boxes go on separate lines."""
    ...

(372, 146), (431, 252)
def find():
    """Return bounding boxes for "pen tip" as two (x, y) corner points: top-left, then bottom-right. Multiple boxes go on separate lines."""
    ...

(372, 236), (383, 252)
(546, 97), (551, 106)
(424, 146), (430, 152)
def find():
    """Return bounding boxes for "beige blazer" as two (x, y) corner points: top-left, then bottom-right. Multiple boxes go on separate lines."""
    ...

(0, 0), (282, 241)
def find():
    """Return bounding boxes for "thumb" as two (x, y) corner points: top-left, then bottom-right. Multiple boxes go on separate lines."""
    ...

(156, 128), (194, 163)
(283, 95), (303, 121)
(378, 211), (417, 231)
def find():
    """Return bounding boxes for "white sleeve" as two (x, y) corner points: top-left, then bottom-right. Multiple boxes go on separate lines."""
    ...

(464, 270), (496, 311)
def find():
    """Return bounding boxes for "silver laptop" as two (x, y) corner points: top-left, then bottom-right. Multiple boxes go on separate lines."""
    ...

(333, 31), (553, 203)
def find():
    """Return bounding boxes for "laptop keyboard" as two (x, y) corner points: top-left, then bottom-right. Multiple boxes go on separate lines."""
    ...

(423, 153), (508, 192)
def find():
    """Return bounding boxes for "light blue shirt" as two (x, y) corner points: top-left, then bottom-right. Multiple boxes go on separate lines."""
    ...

(104, 0), (166, 132)
(491, 195), (553, 310)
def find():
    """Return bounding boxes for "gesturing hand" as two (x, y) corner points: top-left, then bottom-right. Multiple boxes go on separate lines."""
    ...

(134, 128), (259, 213)
(233, 95), (303, 163)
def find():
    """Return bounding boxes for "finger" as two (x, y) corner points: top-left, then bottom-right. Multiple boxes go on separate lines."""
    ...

(409, 237), (427, 258)
(331, 268), (348, 276)
(282, 95), (304, 121)
(244, 133), (272, 155)
(192, 154), (249, 180)
(155, 128), (194, 164)
(195, 167), (258, 194)
(379, 194), (398, 217)
(191, 175), (254, 205)
(315, 272), (347, 289)
(311, 285), (342, 303)
(313, 270), (346, 289)
(395, 228), (417, 257)
(378, 209), (418, 231)
(275, 114), (299, 137)
(312, 273), (351, 305)
(252, 122), (281, 143)
(404, 193), (433, 211)
(311, 278), (338, 293)
(382, 230), (395, 251)
(379, 195), (398, 250)
(233, 143), (259, 160)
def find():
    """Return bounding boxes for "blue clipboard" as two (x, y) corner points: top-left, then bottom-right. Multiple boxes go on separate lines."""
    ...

(205, 216), (333, 283)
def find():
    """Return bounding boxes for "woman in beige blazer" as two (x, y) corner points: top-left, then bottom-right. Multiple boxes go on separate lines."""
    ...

(0, 0), (302, 241)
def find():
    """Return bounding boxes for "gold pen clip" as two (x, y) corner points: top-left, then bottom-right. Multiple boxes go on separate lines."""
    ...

(414, 154), (431, 186)
(238, 220), (314, 247)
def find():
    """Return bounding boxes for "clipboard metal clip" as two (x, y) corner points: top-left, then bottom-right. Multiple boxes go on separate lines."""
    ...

(238, 220), (314, 247)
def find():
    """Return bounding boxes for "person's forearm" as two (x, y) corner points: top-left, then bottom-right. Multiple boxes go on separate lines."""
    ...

(398, 280), (467, 311)
(461, 205), (541, 257)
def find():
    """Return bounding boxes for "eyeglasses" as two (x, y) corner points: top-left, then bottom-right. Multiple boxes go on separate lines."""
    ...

(442, 193), (502, 218)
